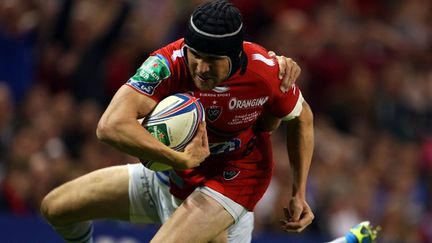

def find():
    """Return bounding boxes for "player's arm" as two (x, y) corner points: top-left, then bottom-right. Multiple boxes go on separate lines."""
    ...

(258, 52), (301, 132)
(280, 101), (315, 233)
(96, 85), (208, 169)
(258, 110), (282, 132)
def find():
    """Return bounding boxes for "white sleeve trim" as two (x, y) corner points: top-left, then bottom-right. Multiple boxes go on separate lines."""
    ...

(281, 92), (304, 121)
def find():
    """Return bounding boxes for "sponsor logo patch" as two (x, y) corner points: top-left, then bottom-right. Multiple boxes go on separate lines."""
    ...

(209, 138), (241, 155)
(146, 124), (170, 146)
(127, 55), (171, 95)
(228, 96), (269, 110)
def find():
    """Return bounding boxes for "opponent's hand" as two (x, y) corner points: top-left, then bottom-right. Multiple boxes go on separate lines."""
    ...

(180, 121), (210, 169)
(268, 51), (301, 93)
(279, 197), (314, 233)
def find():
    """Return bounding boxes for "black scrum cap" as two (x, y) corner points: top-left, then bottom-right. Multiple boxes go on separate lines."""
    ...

(185, 0), (245, 77)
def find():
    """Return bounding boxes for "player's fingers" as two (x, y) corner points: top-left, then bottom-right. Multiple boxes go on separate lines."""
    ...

(195, 122), (205, 136)
(197, 121), (206, 140)
(268, 51), (276, 57)
(289, 204), (302, 222)
(293, 212), (314, 227)
(201, 122), (209, 147)
(281, 223), (310, 233)
(283, 207), (291, 221)
(281, 65), (293, 91)
(286, 58), (298, 85)
(295, 64), (301, 79)
(281, 207), (305, 232)
(279, 216), (313, 233)
(191, 122), (205, 143)
(277, 56), (287, 80)
(289, 62), (301, 85)
(281, 225), (308, 233)
(284, 210), (314, 227)
(280, 219), (303, 233)
(281, 58), (299, 92)
(200, 121), (207, 131)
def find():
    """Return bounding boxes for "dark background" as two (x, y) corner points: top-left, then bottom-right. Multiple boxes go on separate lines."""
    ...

(0, 0), (431, 242)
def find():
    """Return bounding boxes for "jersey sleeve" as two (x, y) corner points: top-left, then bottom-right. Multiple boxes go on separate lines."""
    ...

(268, 85), (304, 120)
(125, 38), (191, 102)
(281, 87), (304, 121)
(126, 53), (173, 102)
(244, 42), (305, 120)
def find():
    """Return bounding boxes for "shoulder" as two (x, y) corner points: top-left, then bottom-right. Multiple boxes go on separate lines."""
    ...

(126, 39), (188, 98)
(151, 38), (186, 66)
(148, 38), (189, 80)
(243, 42), (279, 79)
(242, 42), (280, 87)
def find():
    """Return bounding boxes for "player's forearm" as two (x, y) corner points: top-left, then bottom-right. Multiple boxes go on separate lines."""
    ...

(286, 102), (314, 199)
(96, 116), (184, 167)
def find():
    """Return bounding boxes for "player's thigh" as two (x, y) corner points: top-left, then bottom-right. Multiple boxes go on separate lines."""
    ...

(42, 165), (130, 225)
(151, 191), (234, 243)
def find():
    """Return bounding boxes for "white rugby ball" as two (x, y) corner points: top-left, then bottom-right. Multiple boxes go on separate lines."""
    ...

(141, 93), (205, 171)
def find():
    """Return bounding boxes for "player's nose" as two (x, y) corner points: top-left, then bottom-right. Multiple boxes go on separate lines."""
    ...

(196, 59), (210, 74)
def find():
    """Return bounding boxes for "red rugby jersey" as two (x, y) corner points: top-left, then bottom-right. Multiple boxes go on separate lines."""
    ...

(126, 39), (303, 210)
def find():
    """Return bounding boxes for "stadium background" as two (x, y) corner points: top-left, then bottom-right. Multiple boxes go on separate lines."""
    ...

(0, 0), (431, 242)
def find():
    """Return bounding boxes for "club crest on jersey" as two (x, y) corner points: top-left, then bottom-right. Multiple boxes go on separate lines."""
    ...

(206, 106), (222, 122)
(223, 170), (240, 180)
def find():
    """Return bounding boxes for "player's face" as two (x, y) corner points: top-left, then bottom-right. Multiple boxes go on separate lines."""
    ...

(186, 48), (230, 90)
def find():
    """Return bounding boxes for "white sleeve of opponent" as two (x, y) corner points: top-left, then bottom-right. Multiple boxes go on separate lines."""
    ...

(281, 92), (304, 121)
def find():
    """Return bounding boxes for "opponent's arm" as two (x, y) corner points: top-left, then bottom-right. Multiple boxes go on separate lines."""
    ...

(96, 85), (209, 169)
(280, 101), (315, 233)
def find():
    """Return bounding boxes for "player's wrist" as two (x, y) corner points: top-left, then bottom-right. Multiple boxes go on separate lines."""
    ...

(155, 145), (183, 168)
(173, 152), (192, 170)
(162, 149), (197, 170)
(291, 188), (306, 199)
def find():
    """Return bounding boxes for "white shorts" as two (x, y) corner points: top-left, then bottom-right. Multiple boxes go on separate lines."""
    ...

(127, 163), (254, 242)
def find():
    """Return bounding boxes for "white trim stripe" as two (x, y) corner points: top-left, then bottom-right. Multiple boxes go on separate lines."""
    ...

(282, 91), (304, 121)
(251, 53), (275, 66)
(190, 16), (242, 38)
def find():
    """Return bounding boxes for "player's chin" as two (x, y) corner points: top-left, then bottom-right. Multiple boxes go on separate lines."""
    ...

(194, 79), (216, 90)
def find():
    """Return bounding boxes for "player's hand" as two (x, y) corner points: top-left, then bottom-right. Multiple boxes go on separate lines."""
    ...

(268, 51), (301, 93)
(180, 121), (210, 169)
(279, 197), (314, 233)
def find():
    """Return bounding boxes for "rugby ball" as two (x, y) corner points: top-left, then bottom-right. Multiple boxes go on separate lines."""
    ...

(141, 93), (205, 171)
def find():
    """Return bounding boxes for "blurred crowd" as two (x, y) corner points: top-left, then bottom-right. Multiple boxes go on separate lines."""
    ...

(0, 0), (431, 242)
